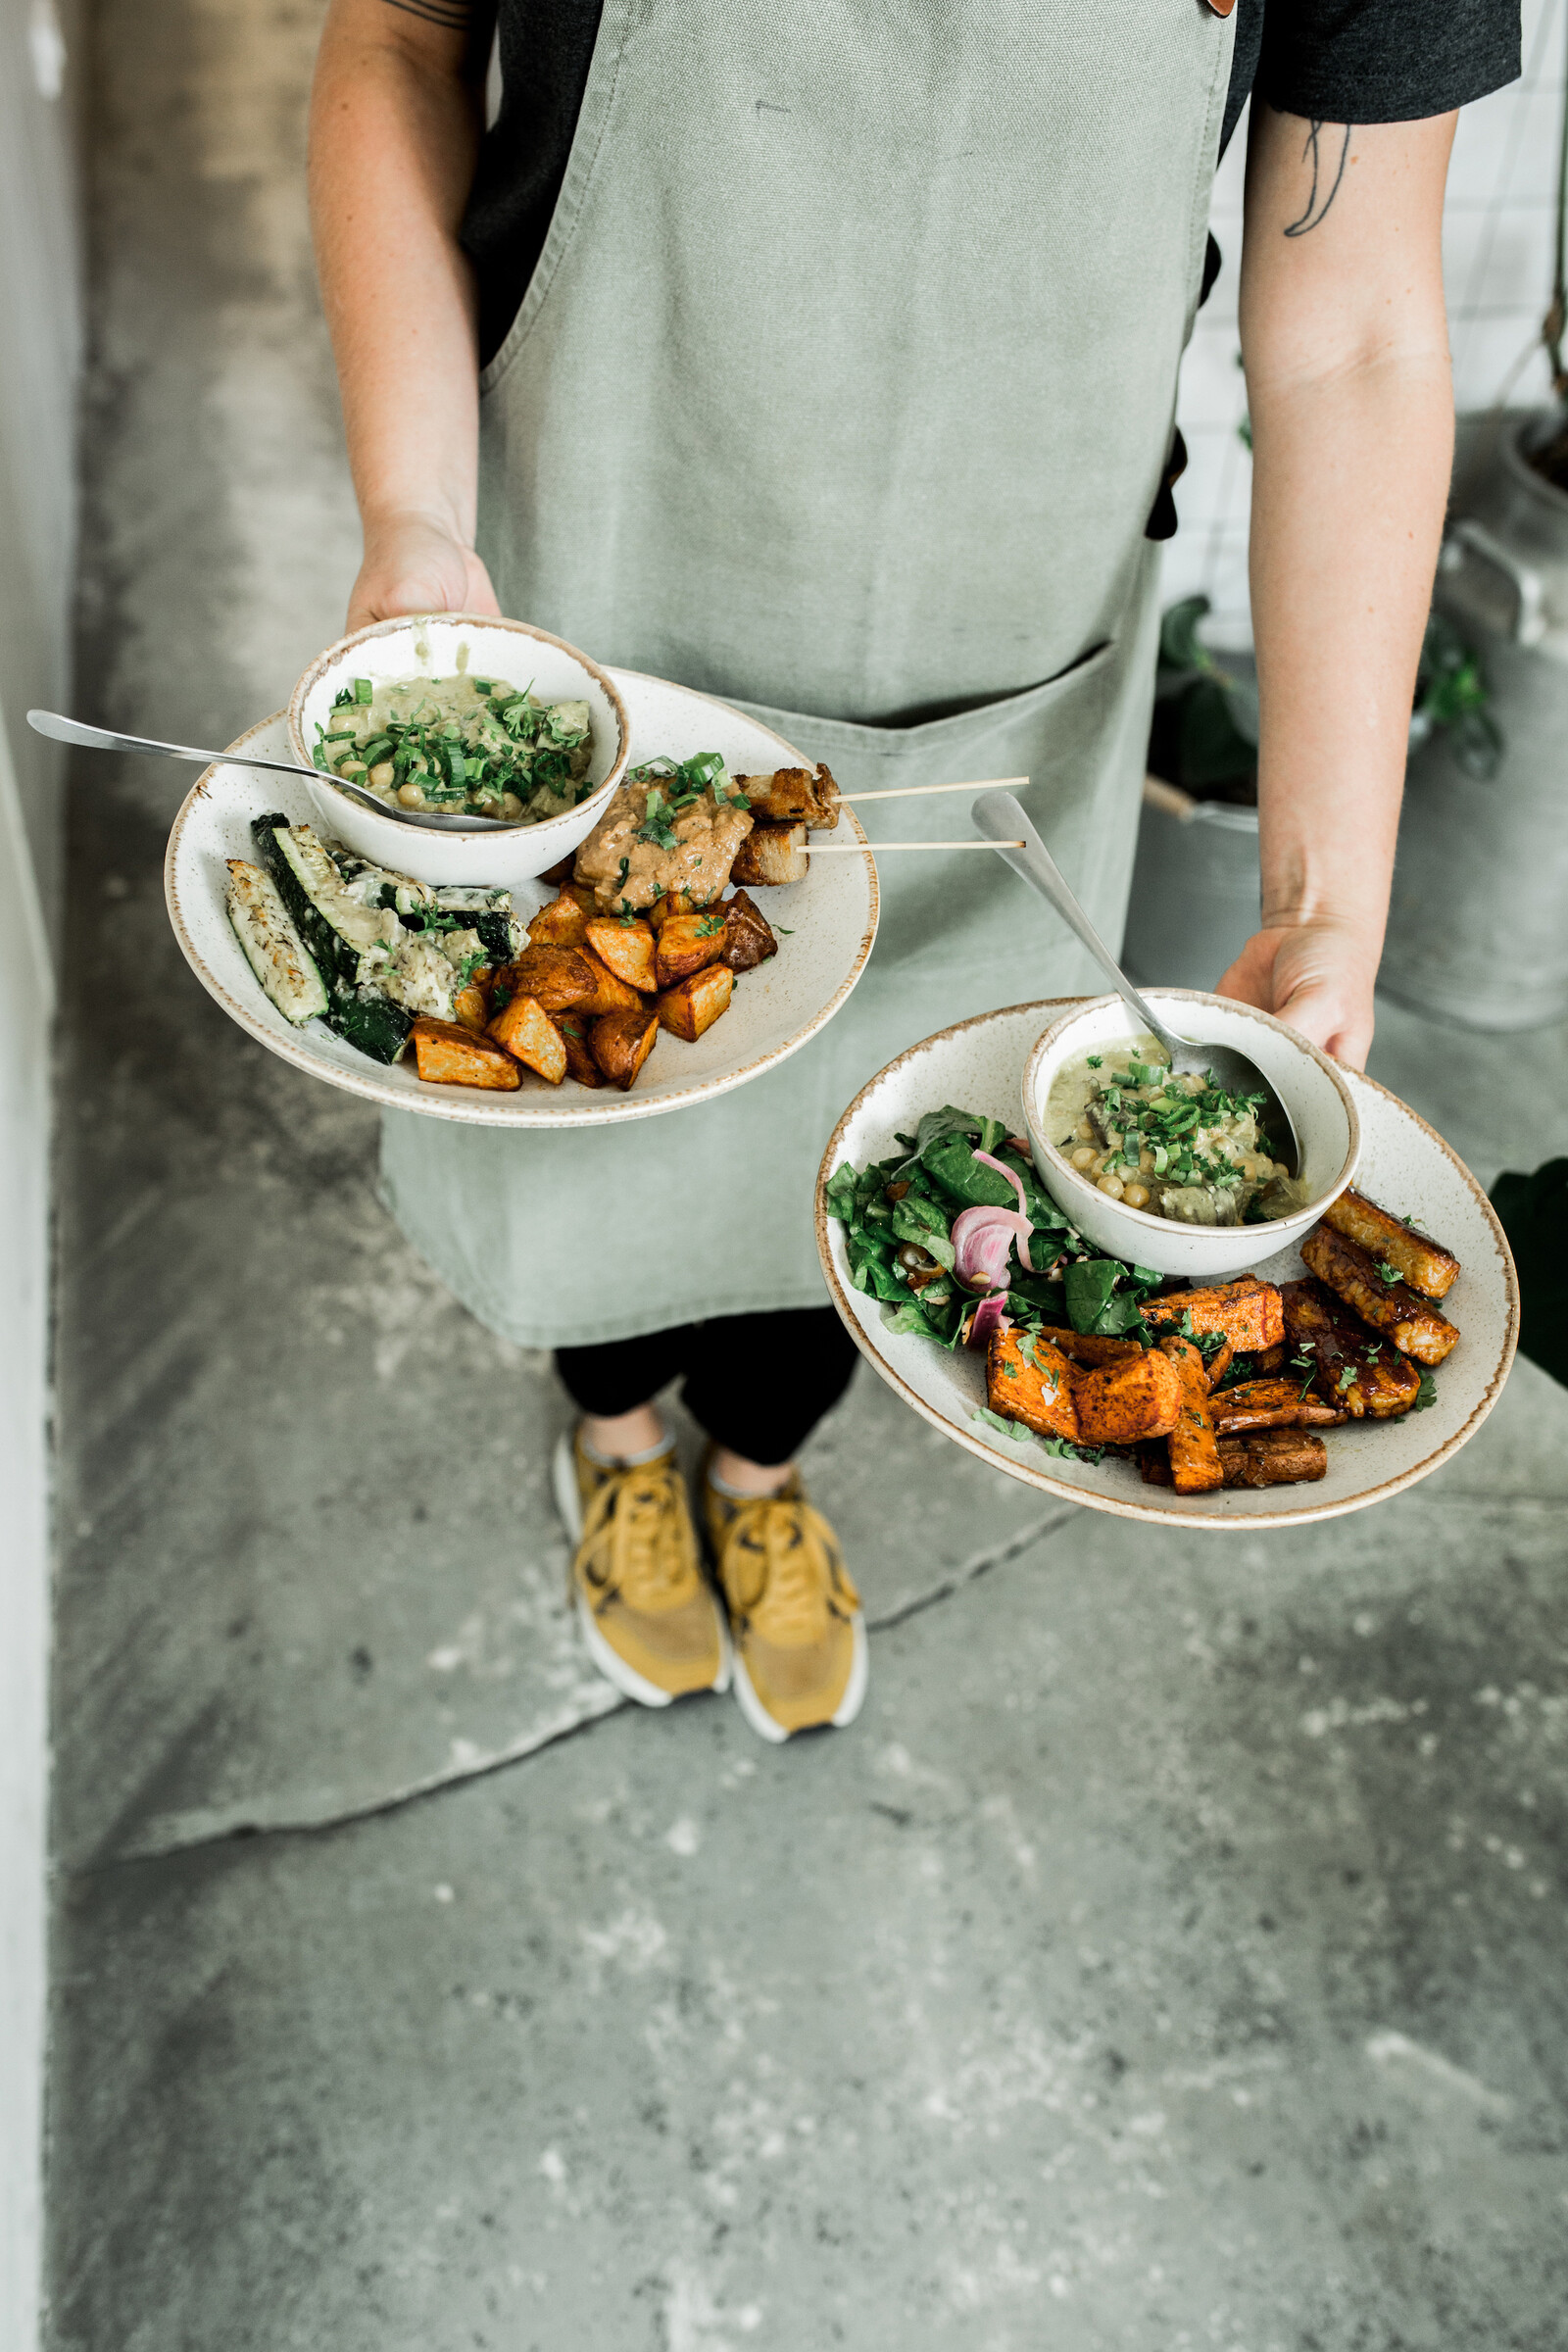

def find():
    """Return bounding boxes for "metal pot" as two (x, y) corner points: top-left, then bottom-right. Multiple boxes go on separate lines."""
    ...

(1122, 775), (1259, 992)
(1380, 410), (1568, 1032)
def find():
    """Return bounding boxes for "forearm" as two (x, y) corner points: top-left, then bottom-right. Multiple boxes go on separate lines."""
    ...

(1248, 345), (1452, 945)
(1220, 108), (1456, 1063)
(309, 2), (484, 542)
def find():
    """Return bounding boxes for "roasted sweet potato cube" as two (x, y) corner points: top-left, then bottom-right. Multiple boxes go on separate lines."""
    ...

(732, 763), (840, 829)
(646, 892), (695, 931)
(1299, 1224), (1458, 1364)
(498, 944), (598, 1014)
(526, 893), (591, 949)
(1143, 1277), (1284, 1354)
(575, 950), (645, 1016)
(584, 916), (658, 993)
(987, 1329), (1079, 1441)
(1137, 1444), (1174, 1486)
(655, 908), (731, 990)
(1070, 1348), (1182, 1446)
(411, 1016), (521, 1091)
(1157, 1337), (1225, 1492)
(1032, 1325), (1145, 1370)
(556, 1015), (605, 1088)
(591, 1005), (660, 1091)
(730, 820), (808, 887)
(485, 992), (566, 1083)
(719, 889), (778, 972)
(1322, 1188), (1459, 1299)
(453, 984), (490, 1033)
(538, 853), (576, 887)
(656, 962), (733, 1042)
(1219, 1431), (1329, 1488)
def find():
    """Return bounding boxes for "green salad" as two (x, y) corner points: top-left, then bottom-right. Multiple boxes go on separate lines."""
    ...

(314, 672), (594, 821)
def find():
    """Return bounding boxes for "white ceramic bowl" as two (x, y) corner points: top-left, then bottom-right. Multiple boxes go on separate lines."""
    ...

(286, 613), (630, 890)
(1022, 989), (1359, 1278)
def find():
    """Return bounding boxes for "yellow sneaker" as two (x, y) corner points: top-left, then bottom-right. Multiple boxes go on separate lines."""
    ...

(701, 1456), (867, 1742)
(554, 1428), (730, 1707)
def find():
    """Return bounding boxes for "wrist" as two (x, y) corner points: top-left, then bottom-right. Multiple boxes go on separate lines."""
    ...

(359, 500), (474, 551)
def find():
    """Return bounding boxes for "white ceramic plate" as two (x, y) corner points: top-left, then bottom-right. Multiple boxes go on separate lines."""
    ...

(166, 669), (878, 1128)
(816, 1001), (1519, 1529)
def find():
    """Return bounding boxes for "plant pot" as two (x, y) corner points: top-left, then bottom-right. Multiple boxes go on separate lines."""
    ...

(1121, 775), (1259, 992)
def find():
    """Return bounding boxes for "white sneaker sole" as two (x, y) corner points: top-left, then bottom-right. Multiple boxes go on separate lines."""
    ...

(731, 1611), (869, 1745)
(554, 1431), (731, 1708)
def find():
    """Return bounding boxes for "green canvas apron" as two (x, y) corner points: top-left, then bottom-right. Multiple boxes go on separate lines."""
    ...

(380, 0), (1234, 1348)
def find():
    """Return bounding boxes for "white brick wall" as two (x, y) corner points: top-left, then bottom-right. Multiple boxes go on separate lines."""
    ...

(1168, 0), (1565, 645)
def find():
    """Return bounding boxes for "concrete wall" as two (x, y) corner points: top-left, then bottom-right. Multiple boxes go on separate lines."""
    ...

(0, 0), (79, 2345)
(1169, 0), (1567, 637)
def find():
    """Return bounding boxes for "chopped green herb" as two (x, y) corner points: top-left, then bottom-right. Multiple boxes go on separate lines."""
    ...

(1412, 1368), (1439, 1411)
(1375, 1260), (1401, 1287)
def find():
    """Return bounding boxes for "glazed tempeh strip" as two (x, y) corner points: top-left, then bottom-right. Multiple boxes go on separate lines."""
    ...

(1322, 1188), (1459, 1299)
(1300, 1225), (1458, 1364)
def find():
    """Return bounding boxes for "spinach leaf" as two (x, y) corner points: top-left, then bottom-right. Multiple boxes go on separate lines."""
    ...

(923, 1133), (1019, 1210)
(1064, 1258), (1118, 1333)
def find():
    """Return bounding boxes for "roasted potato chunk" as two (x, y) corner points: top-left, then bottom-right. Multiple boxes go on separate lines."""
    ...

(1322, 1188), (1459, 1299)
(556, 1014), (605, 1088)
(656, 962), (734, 1042)
(1156, 1336), (1225, 1491)
(1279, 1279), (1423, 1416)
(538, 853), (576, 888)
(575, 950), (645, 1016)
(1071, 1348), (1182, 1446)
(987, 1329), (1079, 1441)
(731, 763), (840, 829)
(583, 915), (658, 993)
(655, 908), (732, 990)
(1299, 1224), (1458, 1364)
(453, 983), (490, 1033)
(411, 1016), (521, 1091)
(646, 892), (695, 930)
(1143, 1277), (1285, 1354)
(497, 944), (598, 1014)
(1218, 1431), (1329, 1488)
(718, 888), (779, 973)
(730, 820), (808, 887)
(1210, 1380), (1348, 1435)
(486, 993), (566, 1083)
(590, 1005), (660, 1091)
(526, 893), (591, 950)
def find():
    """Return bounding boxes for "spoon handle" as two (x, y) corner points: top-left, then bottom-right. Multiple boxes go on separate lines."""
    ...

(970, 789), (1182, 1056)
(28, 709), (327, 786)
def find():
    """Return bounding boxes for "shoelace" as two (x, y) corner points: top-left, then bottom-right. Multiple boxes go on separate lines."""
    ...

(725, 1498), (836, 1645)
(591, 1465), (698, 1611)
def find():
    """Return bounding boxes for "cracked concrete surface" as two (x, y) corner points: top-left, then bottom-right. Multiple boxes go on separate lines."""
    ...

(49, 0), (1568, 2344)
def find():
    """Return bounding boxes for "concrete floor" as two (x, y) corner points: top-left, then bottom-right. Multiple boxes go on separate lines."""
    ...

(49, 2), (1568, 2346)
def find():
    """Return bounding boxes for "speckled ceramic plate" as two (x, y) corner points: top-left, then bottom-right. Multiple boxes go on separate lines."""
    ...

(165, 669), (877, 1127)
(816, 1001), (1519, 1529)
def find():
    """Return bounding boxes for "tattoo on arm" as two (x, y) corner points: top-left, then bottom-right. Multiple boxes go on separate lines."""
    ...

(1284, 121), (1352, 237)
(379, 0), (472, 27)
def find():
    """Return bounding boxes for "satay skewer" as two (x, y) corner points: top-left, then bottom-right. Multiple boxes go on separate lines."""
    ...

(836, 774), (1028, 804)
(806, 838), (1025, 852)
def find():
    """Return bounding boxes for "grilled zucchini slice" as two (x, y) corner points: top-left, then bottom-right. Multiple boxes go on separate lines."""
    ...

(225, 859), (327, 1025)
(252, 814), (394, 985)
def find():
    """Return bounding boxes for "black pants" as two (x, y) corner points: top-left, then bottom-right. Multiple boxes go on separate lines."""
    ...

(556, 1306), (859, 1467)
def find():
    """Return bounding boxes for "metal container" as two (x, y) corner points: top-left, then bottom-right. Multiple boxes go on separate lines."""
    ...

(1122, 775), (1259, 991)
(1381, 411), (1568, 1031)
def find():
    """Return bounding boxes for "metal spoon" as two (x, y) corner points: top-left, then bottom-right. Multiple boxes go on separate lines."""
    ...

(26, 710), (519, 832)
(971, 787), (1299, 1174)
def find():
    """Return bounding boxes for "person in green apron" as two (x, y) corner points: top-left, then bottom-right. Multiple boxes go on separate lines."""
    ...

(309, 0), (1518, 1740)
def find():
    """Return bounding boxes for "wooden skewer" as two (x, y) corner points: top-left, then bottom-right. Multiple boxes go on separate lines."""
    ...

(808, 838), (1024, 852)
(837, 774), (1028, 805)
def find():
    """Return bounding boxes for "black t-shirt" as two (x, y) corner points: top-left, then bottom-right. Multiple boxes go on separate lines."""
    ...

(457, 0), (1521, 368)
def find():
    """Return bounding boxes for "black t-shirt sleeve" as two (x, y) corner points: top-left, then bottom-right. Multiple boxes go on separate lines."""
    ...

(1257, 0), (1521, 125)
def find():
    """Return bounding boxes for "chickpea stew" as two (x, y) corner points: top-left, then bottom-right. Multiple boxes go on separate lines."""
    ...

(1045, 1036), (1306, 1227)
(313, 672), (594, 822)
